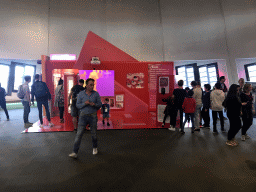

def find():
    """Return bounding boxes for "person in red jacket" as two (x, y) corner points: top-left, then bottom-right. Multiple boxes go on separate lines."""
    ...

(182, 90), (196, 133)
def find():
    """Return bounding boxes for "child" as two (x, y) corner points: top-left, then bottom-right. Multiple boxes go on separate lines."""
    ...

(102, 98), (110, 126)
(182, 90), (196, 133)
(162, 95), (175, 128)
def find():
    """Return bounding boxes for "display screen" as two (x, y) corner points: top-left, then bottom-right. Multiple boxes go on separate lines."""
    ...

(79, 70), (115, 96)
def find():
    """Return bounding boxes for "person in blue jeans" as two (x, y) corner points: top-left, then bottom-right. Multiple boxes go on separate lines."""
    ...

(22, 76), (33, 128)
(31, 74), (53, 128)
(69, 78), (102, 158)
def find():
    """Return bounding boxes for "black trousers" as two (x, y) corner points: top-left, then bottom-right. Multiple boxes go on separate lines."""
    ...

(0, 101), (9, 119)
(212, 111), (224, 131)
(227, 114), (241, 140)
(201, 107), (210, 127)
(59, 106), (64, 119)
(241, 112), (253, 135)
(171, 107), (184, 129)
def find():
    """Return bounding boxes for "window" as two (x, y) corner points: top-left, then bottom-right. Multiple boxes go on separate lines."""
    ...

(13, 63), (36, 91)
(198, 63), (219, 89)
(176, 64), (197, 89)
(245, 63), (256, 82)
(0, 64), (10, 92)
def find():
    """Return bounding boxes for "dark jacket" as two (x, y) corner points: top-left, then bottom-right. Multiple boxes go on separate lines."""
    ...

(226, 95), (241, 117)
(218, 81), (228, 93)
(240, 92), (253, 117)
(202, 91), (211, 109)
(162, 96), (175, 114)
(172, 88), (187, 108)
(31, 81), (51, 102)
(0, 87), (6, 102)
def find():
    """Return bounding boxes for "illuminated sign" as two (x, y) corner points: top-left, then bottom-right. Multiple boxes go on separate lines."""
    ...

(50, 54), (76, 60)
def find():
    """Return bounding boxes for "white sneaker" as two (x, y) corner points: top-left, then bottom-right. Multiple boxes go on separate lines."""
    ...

(168, 126), (175, 131)
(69, 152), (78, 158)
(48, 122), (54, 127)
(245, 134), (250, 139)
(39, 124), (44, 128)
(93, 148), (98, 155)
(241, 135), (246, 141)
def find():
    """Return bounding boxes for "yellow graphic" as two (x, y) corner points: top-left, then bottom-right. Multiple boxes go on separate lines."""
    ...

(89, 70), (103, 91)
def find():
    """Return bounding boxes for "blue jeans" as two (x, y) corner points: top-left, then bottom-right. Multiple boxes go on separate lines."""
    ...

(22, 101), (30, 123)
(73, 112), (98, 153)
(37, 100), (51, 124)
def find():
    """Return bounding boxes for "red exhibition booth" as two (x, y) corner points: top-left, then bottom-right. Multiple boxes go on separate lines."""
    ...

(23, 31), (176, 133)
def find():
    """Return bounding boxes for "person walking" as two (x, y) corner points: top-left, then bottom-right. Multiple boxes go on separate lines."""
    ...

(162, 94), (175, 128)
(54, 78), (65, 123)
(191, 81), (202, 131)
(0, 83), (10, 121)
(225, 84), (247, 146)
(69, 78), (102, 158)
(240, 83), (255, 141)
(201, 84), (211, 128)
(182, 90), (196, 133)
(68, 79), (85, 131)
(210, 82), (225, 133)
(31, 74), (53, 128)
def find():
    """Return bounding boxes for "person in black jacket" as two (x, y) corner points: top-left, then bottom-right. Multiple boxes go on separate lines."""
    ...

(0, 83), (9, 121)
(162, 95), (175, 128)
(201, 84), (211, 128)
(225, 84), (247, 146)
(31, 74), (53, 128)
(240, 83), (255, 141)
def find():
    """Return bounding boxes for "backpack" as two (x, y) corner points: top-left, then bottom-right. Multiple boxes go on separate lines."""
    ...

(35, 81), (47, 98)
(17, 85), (25, 99)
(72, 85), (84, 102)
(56, 86), (64, 104)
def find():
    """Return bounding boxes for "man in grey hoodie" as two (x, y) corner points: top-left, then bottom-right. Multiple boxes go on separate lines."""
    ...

(69, 78), (102, 158)
(210, 82), (225, 133)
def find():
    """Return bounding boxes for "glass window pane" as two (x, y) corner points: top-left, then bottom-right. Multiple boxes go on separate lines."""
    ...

(250, 77), (256, 82)
(208, 67), (216, 73)
(199, 67), (207, 73)
(25, 66), (35, 89)
(14, 66), (24, 90)
(177, 67), (185, 74)
(0, 65), (10, 91)
(187, 67), (194, 73)
(248, 65), (256, 72)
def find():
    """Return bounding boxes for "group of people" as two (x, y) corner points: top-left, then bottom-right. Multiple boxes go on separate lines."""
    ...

(162, 77), (255, 146)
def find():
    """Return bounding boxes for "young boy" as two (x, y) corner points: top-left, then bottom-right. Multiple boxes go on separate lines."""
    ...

(102, 98), (110, 126)
(162, 95), (175, 128)
(182, 90), (196, 133)
(201, 84), (211, 128)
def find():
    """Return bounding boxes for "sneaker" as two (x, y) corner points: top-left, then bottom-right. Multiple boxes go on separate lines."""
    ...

(213, 130), (218, 133)
(221, 129), (227, 133)
(245, 134), (250, 139)
(232, 138), (239, 145)
(180, 130), (185, 134)
(107, 123), (110, 126)
(48, 122), (54, 127)
(39, 124), (44, 128)
(194, 128), (200, 132)
(203, 125), (210, 129)
(241, 135), (246, 141)
(223, 117), (228, 120)
(226, 140), (238, 146)
(200, 125), (204, 128)
(27, 122), (33, 125)
(168, 126), (175, 131)
(7, 118), (10, 121)
(69, 152), (78, 158)
(162, 123), (165, 127)
(93, 148), (98, 155)
(60, 119), (64, 123)
(87, 126), (90, 130)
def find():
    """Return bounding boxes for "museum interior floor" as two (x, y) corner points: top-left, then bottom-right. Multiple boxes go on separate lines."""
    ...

(1, 108), (256, 192)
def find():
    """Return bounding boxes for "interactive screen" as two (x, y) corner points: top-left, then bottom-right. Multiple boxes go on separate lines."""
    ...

(79, 70), (115, 97)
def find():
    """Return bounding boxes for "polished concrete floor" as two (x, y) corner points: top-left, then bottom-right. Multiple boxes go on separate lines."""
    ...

(1, 108), (256, 192)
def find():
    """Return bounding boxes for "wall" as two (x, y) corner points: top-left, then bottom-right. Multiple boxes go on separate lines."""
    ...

(0, 0), (256, 85)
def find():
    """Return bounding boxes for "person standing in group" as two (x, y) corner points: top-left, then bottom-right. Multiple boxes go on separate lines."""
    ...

(218, 76), (228, 120)
(0, 83), (10, 121)
(240, 83), (255, 141)
(210, 82), (225, 133)
(31, 74), (53, 128)
(190, 81), (202, 132)
(169, 80), (187, 132)
(21, 76), (33, 128)
(102, 98), (110, 126)
(69, 78), (102, 158)
(68, 79), (85, 131)
(162, 94), (175, 128)
(54, 78), (65, 123)
(182, 90), (196, 133)
(238, 78), (245, 95)
(201, 84), (211, 129)
(225, 84), (247, 146)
